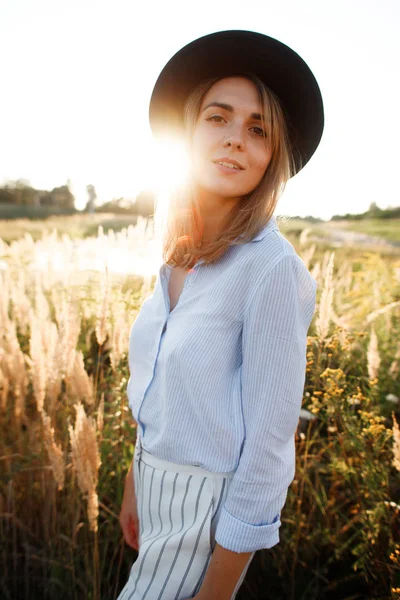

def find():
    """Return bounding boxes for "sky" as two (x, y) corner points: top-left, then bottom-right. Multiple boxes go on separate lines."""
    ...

(0, 0), (399, 220)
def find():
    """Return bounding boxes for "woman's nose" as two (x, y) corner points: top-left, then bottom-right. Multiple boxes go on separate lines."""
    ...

(223, 130), (245, 150)
(223, 138), (242, 149)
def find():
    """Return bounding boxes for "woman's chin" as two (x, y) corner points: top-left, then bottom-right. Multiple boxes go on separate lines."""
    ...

(197, 179), (248, 199)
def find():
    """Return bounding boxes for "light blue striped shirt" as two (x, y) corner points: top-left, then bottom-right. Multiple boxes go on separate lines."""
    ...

(127, 216), (317, 553)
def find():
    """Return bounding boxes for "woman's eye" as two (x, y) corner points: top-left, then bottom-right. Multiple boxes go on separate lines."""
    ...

(250, 126), (265, 137)
(206, 115), (225, 123)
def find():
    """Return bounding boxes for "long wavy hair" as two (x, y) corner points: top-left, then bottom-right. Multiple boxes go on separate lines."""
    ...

(154, 73), (298, 269)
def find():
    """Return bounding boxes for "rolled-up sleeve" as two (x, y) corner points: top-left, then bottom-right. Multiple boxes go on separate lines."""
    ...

(214, 254), (318, 553)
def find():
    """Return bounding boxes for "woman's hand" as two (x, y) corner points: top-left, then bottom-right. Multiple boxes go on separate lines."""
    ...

(119, 461), (140, 551)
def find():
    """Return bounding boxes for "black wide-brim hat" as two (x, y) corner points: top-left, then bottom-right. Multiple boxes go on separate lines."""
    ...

(149, 30), (324, 176)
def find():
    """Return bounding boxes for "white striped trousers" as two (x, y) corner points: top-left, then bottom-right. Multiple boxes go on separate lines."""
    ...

(117, 433), (255, 599)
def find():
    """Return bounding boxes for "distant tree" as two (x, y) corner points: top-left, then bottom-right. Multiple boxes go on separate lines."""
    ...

(85, 184), (97, 213)
(0, 183), (14, 204)
(367, 202), (384, 218)
(50, 184), (75, 209)
(0, 179), (77, 212)
(14, 178), (31, 189)
(7, 179), (37, 206)
(331, 202), (400, 221)
(95, 197), (136, 214)
(368, 201), (377, 212)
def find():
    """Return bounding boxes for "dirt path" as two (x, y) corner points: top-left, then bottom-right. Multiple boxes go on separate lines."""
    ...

(310, 223), (400, 249)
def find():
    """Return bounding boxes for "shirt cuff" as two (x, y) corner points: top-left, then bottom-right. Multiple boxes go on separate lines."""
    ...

(214, 506), (281, 553)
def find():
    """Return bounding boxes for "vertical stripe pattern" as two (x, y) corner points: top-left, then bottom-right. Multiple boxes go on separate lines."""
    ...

(118, 438), (255, 599)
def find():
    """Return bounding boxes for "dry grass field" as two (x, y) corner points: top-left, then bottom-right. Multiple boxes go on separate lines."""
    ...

(1, 215), (400, 599)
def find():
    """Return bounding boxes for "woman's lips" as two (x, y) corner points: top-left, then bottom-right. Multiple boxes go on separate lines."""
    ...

(213, 162), (243, 174)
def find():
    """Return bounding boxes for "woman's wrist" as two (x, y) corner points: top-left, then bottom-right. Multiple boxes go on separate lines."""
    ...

(125, 461), (134, 485)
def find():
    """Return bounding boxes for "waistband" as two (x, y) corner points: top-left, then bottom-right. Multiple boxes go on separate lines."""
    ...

(134, 431), (236, 479)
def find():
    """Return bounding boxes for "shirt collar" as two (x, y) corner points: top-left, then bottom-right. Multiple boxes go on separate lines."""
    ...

(168, 217), (279, 269)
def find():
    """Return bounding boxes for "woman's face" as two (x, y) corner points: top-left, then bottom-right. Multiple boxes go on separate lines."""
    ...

(190, 76), (272, 204)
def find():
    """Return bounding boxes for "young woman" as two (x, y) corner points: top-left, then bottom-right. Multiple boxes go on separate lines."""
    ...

(118, 30), (324, 600)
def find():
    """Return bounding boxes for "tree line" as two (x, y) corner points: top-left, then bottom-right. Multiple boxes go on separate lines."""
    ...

(1, 180), (398, 221)
(0, 179), (155, 218)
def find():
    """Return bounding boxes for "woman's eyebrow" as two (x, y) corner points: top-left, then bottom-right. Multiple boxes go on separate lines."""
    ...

(202, 101), (263, 121)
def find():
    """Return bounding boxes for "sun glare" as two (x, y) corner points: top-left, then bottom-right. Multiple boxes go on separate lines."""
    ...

(144, 137), (191, 196)
(142, 137), (192, 248)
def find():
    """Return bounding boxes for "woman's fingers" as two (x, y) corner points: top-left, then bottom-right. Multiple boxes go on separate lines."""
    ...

(120, 512), (140, 551)
(124, 519), (138, 550)
(125, 515), (139, 550)
(126, 528), (138, 551)
(119, 464), (140, 551)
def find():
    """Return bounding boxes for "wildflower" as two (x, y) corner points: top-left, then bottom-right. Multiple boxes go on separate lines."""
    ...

(346, 397), (361, 405)
(386, 394), (400, 405)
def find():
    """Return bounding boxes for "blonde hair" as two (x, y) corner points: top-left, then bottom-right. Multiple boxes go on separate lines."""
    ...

(155, 73), (298, 269)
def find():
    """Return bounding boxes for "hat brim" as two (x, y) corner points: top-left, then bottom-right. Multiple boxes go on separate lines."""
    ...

(149, 30), (324, 175)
